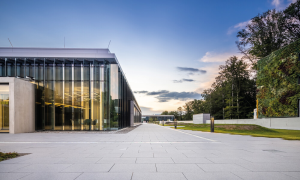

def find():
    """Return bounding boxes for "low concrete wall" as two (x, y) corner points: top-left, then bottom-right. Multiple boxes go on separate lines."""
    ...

(193, 113), (210, 124)
(178, 121), (193, 123)
(206, 117), (300, 130)
(0, 77), (35, 134)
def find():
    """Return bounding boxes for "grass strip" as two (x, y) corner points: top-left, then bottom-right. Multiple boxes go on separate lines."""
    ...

(0, 152), (19, 162)
(161, 123), (300, 140)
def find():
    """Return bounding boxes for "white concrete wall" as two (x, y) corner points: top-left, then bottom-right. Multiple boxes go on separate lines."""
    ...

(0, 77), (35, 134)
(206, 117), (300, 130)
(193, 114), (210, 124)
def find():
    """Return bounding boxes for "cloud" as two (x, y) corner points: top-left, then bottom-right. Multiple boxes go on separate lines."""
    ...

(227, 20), (251, 35)
(199, 52), (242, 63)
(272, 0), (281, 7)
(134, 90), (169, 95)
(140, 106), (163, 115)
(156, 91), (202, 102)
(288, 0), (297, 3)
(173, 79), (195, 83)
(134, 90), (148, 94)
(147, 90), (169, 95)
(134, 90), (201, 102)
(228, 0), (296, 36)
(271, 0), (296, 10)
(177, 67), (206, 74)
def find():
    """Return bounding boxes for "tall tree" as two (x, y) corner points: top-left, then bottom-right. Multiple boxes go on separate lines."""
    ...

(177, 107), (183, 120)
(284, 0), (300, 41)
(183, 101), (193, 120)
(161, 111), (168, 115)
(237, 1), (300, 64)
(236, 10), (287, 61)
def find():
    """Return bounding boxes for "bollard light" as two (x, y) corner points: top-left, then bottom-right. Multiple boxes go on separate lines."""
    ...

(210, 116), (214, 132)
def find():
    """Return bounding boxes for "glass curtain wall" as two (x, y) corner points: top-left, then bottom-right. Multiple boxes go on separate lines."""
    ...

(0, 84), (9, 133)
(0, 57), (142, 131)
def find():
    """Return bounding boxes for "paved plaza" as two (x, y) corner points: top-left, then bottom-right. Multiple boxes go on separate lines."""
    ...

(0, 123), (300, 180)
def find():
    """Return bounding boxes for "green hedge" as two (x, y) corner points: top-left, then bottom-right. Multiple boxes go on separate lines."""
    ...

(257, 39), (300, 118)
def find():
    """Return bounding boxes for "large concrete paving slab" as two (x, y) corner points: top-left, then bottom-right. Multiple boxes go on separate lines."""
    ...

(0, 123), (300, 179)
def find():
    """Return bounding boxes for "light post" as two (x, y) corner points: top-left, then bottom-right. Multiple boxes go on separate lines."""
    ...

(174, 118), (177, 129)
(210, 116), (214, 132)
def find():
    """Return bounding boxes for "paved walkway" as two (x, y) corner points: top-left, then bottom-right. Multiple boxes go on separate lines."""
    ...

(0, 123), (300, 180)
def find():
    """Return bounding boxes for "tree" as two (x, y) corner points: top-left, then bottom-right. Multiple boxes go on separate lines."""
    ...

(161, 111), (168, 115)
(177, 107), (183, 120)
(236, 1), (300, 65)
(283, 0), (300, 42)
(236, 10), (287, 61)
(200, 56), (256, 119)
(183, 101), (193, 120)
(168, 111), (179, 120)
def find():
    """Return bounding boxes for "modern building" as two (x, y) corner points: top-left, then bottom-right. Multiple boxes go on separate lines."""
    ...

(0, 47), (142, 133)
(142, 115), (174, 122)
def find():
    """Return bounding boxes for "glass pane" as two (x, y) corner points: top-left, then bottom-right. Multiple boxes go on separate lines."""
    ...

(64, 81), (72, 130)
(74, 81), (82, 130)
(55, 81), (63, 130)
(93, 81), (100, 130)
(35, 81), (44, 130)
(0, 84), (9, 133)
(44, 81), (54, 130)
(6, 59), (15, 77)
(83, 81), (90, 130)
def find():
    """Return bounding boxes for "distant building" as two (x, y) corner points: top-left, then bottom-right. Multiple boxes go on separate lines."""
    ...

(142, 115), (175, 122)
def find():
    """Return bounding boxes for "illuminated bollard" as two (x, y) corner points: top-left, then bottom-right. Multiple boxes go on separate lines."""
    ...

(210, 116), (214, 132)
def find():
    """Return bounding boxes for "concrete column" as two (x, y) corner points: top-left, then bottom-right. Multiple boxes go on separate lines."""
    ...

(0, 77), (35, 134)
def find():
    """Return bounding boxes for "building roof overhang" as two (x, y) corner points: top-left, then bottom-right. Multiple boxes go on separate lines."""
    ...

(0, 47), (117, 63)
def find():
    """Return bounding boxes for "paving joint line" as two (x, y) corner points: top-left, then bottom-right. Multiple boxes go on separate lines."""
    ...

(182, 172), (188, 180)
(161, 125), (217, 142)
(108, 163), (115, 172)
(74, 172), (84, 180)
(0, 141), (220, 144)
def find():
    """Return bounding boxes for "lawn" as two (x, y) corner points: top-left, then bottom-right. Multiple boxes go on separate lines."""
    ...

(0, 152), (19, 162)
(161, 123), (300, 140)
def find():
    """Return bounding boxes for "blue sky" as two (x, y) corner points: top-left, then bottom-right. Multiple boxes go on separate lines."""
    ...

(0, 0), (295, 114)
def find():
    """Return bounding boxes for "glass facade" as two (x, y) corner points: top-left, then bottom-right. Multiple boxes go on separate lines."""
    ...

(0, 57), (141, 131)
(0, 84), (9, 133)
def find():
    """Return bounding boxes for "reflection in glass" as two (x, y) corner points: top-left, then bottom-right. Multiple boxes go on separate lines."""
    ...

(0, 57), (142, 131)
(0, 84), (9, 133)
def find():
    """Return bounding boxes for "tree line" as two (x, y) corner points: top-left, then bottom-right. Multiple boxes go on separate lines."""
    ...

(162, 1), (300, 120)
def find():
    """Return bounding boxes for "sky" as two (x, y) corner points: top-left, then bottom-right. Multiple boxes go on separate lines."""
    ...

(0, 0), (296, 114)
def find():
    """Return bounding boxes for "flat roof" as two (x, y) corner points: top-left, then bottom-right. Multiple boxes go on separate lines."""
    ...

(0, 47), (117, 63)
(142, 115), (175, 117)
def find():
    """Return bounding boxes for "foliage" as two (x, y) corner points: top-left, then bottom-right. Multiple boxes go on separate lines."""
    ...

(236, 0), (300, 66)
(200, 57), (256, 119)
(167, 57), (256, 120)
(168, 111), (179, 119)
(161, 111), (169, 115)
(0, 152), (19, 162)
(257, 39), (300, 118)
(165, 1), (300, 120)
